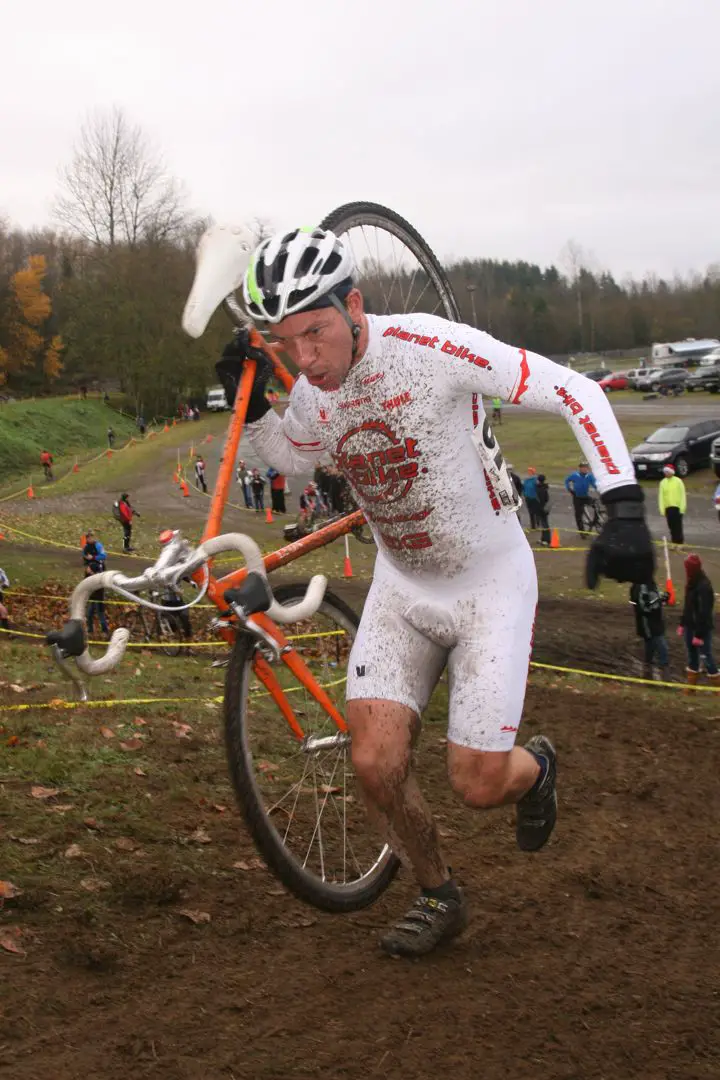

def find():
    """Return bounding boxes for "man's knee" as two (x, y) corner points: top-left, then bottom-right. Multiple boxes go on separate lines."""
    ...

(347, 700), (416, 803)
(449, 750), (513, 809)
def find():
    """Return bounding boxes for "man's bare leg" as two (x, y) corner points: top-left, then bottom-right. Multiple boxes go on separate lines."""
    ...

(346, 698), (447, 887)
(347, 698), (467, 956)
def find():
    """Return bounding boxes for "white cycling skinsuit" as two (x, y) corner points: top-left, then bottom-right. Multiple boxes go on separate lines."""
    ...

(247, 314), (635, 751)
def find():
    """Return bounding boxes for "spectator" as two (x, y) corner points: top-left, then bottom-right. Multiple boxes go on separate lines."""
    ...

(0, 567), (10, 636)
(507, 463), (523, 501)
(714, 480), (720, 523)
(193, 406), (201, 421)
(250, 468), (266, 511)
(103, 391), (110, 406)
(328, 467), (347, 514)
(491, 397), (503, 425)
(194, 455), (208, 493)
(658, 464), (686, 546)
(299, 483), (318, 529)
(80, 385), (88, 400)
(629, 581), (669, 682)
(564, 461), (597, 538)
(161, 583), (193, 651)
(237, 460), (253, 508)
(107, 426), (115, 449)
(522, 467), (541, 529)
(83, 529), (109, 637)
(678, 553), (717, 691)
(267, 467), (287, 514)
(40, 449), (54, 481)
(536, 473), (552, 546)
(136, 415), (146, 437)
(117, 493), (140, 552)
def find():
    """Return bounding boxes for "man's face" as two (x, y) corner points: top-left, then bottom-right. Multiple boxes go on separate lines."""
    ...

(580, 465), (589, 475)
(272, 289), (363, 392)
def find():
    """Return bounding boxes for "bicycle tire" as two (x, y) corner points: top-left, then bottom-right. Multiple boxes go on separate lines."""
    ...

(124, 607), (152, 648)
(320, 201), (461, 322)
(157, 613), (183, 657)
(224, 583), (400, 913)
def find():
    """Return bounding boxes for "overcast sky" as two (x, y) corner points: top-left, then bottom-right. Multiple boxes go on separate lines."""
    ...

(3, 0), (719, 279)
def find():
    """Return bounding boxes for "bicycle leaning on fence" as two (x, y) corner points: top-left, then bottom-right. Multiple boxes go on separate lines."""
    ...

(46, 202), (461, 913)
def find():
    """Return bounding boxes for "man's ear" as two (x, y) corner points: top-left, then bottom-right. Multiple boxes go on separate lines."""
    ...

(346, 288), (365, 320)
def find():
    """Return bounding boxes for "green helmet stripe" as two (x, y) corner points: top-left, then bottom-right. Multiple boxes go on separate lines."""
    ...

(246, 252), (263, 307)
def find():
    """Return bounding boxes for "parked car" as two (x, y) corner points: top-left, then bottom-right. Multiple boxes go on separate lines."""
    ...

(625, 367), (647, 389)
(598, 372), (629, 391)
(698, 347), (720, 367)
(685, 366), (720, 393)
(633, 367), (665, 391)
(206, 385), (229, 411)
(579, 369), (607, 382)
(634, 367), (687, 392)
(711, 436), (720, 478)
(631, 419), (720, 478)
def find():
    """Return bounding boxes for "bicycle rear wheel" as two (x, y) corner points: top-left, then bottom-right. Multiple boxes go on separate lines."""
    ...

(320, 201), (460, 322)
(156, 613), (183, 657)
(224, 583), (400, 913)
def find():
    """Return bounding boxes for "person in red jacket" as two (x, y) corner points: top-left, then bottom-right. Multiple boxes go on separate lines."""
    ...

(117, 493), (140, 552)
(40, 449), (54, 481)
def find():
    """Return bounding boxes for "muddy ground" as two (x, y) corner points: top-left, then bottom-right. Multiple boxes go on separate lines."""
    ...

(1, 590), (719, 1080)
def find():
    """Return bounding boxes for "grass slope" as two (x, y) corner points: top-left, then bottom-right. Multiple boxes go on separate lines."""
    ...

(0, 399), (137, 489)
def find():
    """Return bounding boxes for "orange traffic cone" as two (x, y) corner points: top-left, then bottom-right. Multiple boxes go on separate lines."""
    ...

(163, 424), (170, 433)
(550, 528), (560, 549)
(343, 534), (353, 578)
(80, 534), (87, 548)
(72, 460), (79, 473)
(27, 485), (34, 499)
(265, 506), (273, 523)
(106, 449), (112, 458)
(205, 434), (213, 444)
(180, 479), (190, 498)
(173, 471), (179, 484)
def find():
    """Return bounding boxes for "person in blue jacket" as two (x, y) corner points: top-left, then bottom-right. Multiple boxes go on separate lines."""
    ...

(565, 461), (597, 538)
(522, 467), (541, 529)
(82, 530), (109, 637)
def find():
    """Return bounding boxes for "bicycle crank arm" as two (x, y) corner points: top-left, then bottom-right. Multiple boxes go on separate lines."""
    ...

(303, 732), (351, 753)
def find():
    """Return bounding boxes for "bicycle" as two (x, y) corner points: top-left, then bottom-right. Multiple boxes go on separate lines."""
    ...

(578, 495), (606, 536)
(123, 589), (189, 657)
(46, 201), (460, 913)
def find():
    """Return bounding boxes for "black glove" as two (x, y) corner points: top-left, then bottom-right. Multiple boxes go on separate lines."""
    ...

(215, 329), (273, 423)
(586, 484), (655, 589)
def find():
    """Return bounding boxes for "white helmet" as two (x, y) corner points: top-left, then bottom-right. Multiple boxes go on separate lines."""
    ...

(243, 227), (354, 324)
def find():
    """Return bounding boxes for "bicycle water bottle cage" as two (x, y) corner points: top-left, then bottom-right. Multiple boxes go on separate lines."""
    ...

(46, 619), (86, 657)
(222, 572), (273, 619)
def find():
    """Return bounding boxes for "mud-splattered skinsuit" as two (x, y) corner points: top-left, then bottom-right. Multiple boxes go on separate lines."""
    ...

(247, 314), (635, 749)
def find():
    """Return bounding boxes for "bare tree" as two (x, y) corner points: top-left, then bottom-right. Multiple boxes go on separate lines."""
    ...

(54, 108), (187, 247)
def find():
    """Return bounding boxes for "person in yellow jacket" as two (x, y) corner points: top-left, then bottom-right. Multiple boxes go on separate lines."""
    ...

(658, 463), (686, 544)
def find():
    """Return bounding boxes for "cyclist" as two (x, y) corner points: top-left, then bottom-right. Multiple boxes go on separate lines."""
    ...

(565, 461), (597, 538)
(40, 449), (54, 481)
(213, 227), (653, 957)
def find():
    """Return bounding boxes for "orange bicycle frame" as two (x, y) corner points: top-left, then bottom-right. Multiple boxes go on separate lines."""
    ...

(195, 328), (364, 738)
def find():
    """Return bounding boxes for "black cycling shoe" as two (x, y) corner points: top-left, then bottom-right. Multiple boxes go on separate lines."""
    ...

(380, 889), (468, 958)
(516, 735), (557, 852)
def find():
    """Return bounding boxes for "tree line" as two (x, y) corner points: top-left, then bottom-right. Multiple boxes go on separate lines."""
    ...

(1, 108), (719, 414)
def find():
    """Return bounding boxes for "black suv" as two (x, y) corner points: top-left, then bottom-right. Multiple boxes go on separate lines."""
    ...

(686, 367), (720, 393)
(631, 419), (720, 478)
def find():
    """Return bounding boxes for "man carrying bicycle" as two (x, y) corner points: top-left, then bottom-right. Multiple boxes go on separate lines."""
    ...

(215, 227), (654, 957)
(565, 461), (598, 538)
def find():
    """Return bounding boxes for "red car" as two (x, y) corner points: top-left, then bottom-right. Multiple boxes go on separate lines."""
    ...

(598, 372), (628, 391)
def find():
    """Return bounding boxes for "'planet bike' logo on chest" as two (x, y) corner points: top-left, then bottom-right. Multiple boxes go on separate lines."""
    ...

(334, 420), (425, 504)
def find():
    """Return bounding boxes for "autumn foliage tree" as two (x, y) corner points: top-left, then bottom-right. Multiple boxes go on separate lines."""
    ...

(0, 255), (63, 388)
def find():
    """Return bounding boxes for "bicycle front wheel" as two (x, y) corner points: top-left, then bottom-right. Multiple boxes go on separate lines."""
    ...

(320, 201), (460, 322)
(156, 613), (183, 657)
(224, 583), (400, 913)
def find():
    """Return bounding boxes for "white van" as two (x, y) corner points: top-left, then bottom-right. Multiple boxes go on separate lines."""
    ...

(206, 386), (229, 411)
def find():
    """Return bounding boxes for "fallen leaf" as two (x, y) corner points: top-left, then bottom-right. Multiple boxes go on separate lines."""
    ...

(212, 804), (227, 814)
(46, 804), (74, 813)
(0, 880), (22, 900)
(232, 858), (264, 871)
(190, 827), (211, 844)
(172, 722), (192, 739)
(83, 817), (102, 831)
(319, 785), (341, 795)
(64, 843), (83, 858)
(119, 738), (143, 752)
(0, 928), (26, 956)
(257, 760), (278, 773)
(133, 717), (148, 727)
(30, 785), (59, 800)
(34, 739), (47, 749)
(80, 877), (111, 893)
(133, 767), (147, 777)
(178, 908), (211, 924)
(99, 726), (115, 739)
(9, 684), (25, 693)
(114, 837), (139, 852)
(6, 735), (20, 747)
(10, 836), (39, 846)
